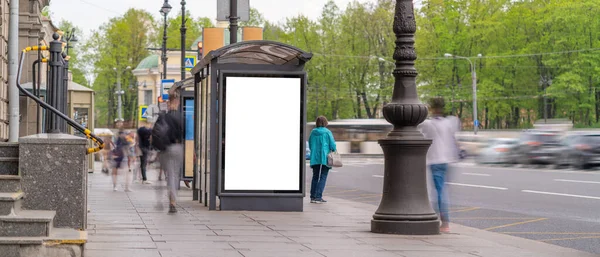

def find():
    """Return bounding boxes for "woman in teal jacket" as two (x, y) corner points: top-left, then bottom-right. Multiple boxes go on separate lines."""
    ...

(309, 116), (337, 203)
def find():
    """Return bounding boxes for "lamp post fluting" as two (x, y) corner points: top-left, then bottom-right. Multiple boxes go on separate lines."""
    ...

(160, 0), (172, 80)
(180, 0), (186, 81)
(370, 0), (440, 235)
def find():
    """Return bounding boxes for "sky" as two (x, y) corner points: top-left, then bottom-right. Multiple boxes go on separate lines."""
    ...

(50, 0), (377, 37)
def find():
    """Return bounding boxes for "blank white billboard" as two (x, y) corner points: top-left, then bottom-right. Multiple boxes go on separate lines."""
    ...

(223, 76), (302, 191)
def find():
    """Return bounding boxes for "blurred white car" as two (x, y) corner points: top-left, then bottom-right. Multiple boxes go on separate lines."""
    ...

(476, 138), (519, 164)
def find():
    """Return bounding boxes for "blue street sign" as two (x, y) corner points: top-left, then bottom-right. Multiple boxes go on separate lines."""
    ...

(161, 79), (175, 99)
(139, 106), (148, 121)
(162, 93), (169, 101)
(184, 56), (196, 71)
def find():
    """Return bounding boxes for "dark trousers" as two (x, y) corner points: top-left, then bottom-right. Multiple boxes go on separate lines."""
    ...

(139, 148), (149, 181)
(310, 164), (330, 200)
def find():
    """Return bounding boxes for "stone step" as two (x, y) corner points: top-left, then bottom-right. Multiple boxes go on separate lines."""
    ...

(0, 229), (85, 257)
(0, 157), (19, 176)
(0, 192), (23, 215)
(0, 210), (55, 237)
(0, 175), (21, 192)
(0, 143), (18, 158)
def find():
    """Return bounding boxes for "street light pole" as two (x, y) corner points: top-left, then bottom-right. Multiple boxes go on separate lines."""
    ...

(371, 0), (440, 235)
(160, 0), (172, 80)
(229, 0), (239, 44)
(114, 66), (131, 122)
(445, 53), (481, 134)
(180, 0), (187, 81)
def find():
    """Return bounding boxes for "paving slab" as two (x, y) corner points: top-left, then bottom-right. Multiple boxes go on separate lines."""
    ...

(84, 162), (599, 257)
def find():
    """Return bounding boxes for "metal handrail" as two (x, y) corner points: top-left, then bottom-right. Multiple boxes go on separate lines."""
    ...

(17, 46), (104, 154)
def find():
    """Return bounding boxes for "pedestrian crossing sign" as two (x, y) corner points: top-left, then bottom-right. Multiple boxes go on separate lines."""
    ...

(139, 105), (148, 121)
(184, 56), (195, 71)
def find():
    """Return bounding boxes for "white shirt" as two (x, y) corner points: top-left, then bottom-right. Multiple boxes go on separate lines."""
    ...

(417, 115), (461, 165)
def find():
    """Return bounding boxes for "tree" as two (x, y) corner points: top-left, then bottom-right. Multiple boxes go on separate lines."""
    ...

(87, 9), (155, 127)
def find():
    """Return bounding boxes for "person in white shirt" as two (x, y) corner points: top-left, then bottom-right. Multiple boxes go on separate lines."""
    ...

(417, 97), (461, 233)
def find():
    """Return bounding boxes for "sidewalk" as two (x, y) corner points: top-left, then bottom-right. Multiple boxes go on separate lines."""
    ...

(86, 163), (599, 257)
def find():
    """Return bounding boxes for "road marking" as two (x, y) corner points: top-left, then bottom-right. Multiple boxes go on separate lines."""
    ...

(554, 179), (600, 184)
(462, 173), (491, 177)
(327, 189), (360, 195)
(484, 218), (548, 231)
(503, 232), (600, 235)
(349, 194), (382, 200)
(372, 175), (384, 178)
(449, 207), (481, 213)
(453, 217), (534, 220)
(522, 190), (600, 200)
(446, 182), (508, 190)
(540, 235), (600, 242)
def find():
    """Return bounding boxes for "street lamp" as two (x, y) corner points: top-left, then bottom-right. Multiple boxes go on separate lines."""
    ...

(114, 66), (131, 122)
(180, 0), (187, 81)
(445, 53), (482, 134)
(371, 0), (440, 235)
(61, 28), (78, 56)
(160, 0), (172, 80)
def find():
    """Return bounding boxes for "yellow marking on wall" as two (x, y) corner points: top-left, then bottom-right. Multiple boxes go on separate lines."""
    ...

(484, 218), (548, 231)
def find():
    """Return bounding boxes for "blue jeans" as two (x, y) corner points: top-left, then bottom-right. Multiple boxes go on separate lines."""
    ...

(310, 165), (330, 200)
(430, 163), (449, 222)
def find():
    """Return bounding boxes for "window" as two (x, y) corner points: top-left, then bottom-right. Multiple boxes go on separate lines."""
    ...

(144, 90), (153, 105)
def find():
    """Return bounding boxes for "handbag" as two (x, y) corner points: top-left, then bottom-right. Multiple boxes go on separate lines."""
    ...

(327, 151), (343, 168)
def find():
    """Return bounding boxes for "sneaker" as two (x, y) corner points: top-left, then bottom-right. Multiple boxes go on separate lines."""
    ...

(310, 199), (317, 203)
(317, 198), (327, 203)
(440, 226), (450, 233)
(125, 188), (133, 192)
(113, 187), (118, 192)
(168, 205), (178, 214)
(142, 180), (152, 185)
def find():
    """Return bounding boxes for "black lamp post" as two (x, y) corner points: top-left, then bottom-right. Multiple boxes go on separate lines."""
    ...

(160, 0), (172, 80)
(229, 0), (238, 44)
(61, 28), (78, 56)
(370, 0), (440, 235)
(180, 0), (187, 81)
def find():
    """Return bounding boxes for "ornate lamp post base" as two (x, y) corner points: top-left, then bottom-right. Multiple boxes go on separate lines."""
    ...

(370, 0), (441, 235)
(371, 138), (440, 235)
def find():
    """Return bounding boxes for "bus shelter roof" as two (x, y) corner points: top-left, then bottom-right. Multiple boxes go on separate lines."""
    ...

(191, 40), (312, 75)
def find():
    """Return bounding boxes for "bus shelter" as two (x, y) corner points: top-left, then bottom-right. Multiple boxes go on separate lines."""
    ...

(190, 41), (312, 211)
(169, 78), (195, 188)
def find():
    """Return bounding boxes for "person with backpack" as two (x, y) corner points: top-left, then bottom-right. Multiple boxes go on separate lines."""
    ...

(137, 125), (152, 184)
(152, 93), (183, 214)
(417, 97), (461, 233)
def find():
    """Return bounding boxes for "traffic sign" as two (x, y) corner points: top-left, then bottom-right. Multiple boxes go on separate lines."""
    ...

(184, 56), (196, 71)
(161, 79), (175, 97)
(139, 105), (148, 121)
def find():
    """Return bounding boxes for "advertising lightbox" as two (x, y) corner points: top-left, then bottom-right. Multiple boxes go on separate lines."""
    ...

(222, 76), (303, 192)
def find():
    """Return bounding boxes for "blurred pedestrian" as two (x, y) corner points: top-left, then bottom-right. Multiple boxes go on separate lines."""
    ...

(101, 136), (115, 174)
(112, 122), (132, 192)
(137, 124), (153, 184)
(152, 93), (183, 214)
(418, 97), (461, 233)
(308, 116), (337, 204)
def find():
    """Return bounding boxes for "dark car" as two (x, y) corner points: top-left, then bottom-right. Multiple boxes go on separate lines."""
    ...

(510, 131), (562, 166)
(554, 133), (600, 169)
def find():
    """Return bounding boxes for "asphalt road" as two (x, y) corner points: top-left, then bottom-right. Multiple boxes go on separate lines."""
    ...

(307, 159), (600, 254)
